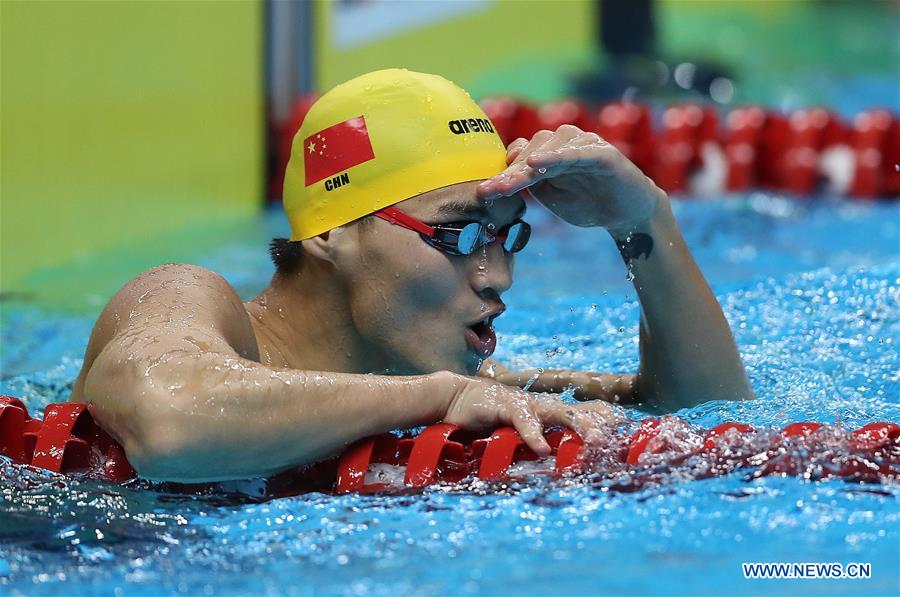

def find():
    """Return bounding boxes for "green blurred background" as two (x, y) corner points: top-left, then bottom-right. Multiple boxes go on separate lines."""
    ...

(1, 0), (897, 312)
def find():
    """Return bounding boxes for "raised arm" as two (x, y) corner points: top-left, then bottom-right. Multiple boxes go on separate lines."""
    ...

(476, 126), (754, 411)
(615, 193), (754, 410)
(73, 265), (620, 482)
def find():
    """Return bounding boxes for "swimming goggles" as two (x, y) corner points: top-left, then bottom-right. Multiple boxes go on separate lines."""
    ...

(373, 206), (531, 256)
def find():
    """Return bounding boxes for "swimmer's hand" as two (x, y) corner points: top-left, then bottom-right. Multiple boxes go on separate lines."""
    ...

(439, 372), (622, 455)
(476, 130), (755, 411)
(476, 125), (665, 237)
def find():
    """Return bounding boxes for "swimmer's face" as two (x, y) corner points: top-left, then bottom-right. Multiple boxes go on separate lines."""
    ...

(332, 181), (525, 375)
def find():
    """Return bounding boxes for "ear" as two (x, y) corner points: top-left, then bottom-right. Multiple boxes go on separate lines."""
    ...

(300, 230), (336, 264)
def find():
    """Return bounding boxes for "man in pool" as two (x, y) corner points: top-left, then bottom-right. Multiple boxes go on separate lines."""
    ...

(70, 69), (753, 483)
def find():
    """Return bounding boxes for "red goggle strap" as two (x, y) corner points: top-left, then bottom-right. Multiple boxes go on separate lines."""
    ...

(374, 207), (435, 237)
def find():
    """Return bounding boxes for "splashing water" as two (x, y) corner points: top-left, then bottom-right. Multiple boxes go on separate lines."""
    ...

(522, 371), (541, 392)
(350, 417), (897, 494)
(1, 198), (898, 594)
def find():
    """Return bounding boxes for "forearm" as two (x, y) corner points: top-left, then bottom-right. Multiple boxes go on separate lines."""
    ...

(480, 127), (751, 408)
(482, 363), (636, 404)
(613, 196), (753, 408)
(84, 348), (449, 482)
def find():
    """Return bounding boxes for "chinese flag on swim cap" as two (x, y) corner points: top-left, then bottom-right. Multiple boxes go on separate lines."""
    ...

(303, 116), (376, 186)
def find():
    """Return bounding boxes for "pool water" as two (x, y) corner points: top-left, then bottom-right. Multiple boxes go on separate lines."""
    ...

(1, 195), (898, 595)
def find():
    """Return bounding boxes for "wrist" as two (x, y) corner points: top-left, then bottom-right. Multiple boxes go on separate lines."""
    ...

(609, 191), (680, 271)
(607, 188), (672, 240)
(423, 370), (463, 421)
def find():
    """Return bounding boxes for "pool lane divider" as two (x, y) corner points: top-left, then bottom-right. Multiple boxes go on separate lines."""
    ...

(1, 396), (897, 492)
(0, 396), (134, 482)
(276, 96), (898, 201)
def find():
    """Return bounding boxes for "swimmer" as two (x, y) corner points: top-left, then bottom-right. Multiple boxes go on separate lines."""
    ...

(69, 69), (753, 482)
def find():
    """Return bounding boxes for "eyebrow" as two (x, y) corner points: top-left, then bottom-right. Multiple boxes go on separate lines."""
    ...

(436, 200), (527, 221)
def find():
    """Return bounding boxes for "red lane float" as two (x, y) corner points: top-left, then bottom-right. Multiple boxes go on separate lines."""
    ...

(850, 109), (900, 199)
(473, 96), (898, 199)
(479, 97), (541, 145)
(782, 108), (848, 195)
(271, 94), (897, 200)
(2, 397), (897, 492)
(534, 99), (591, 135)
(0, 396), (134, 482)
(584, 101), (655, 176)
(654, 104), (718, 194)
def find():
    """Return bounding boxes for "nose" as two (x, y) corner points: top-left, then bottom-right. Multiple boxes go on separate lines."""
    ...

(469, 240), (513, 296)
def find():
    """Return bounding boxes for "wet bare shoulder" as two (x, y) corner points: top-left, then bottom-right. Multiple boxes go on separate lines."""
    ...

(71, 264), (259, 399)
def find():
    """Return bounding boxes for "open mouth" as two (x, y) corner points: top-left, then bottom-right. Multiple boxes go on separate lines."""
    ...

(465, 317), (498, 359)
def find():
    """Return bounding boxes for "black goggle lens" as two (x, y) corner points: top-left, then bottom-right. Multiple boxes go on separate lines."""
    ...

(457, 222), (483, 255)
(435, 220), (531, 255)
(503, 221), (531, 253)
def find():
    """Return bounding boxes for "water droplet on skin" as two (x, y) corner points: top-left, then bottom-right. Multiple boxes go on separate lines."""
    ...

(476, 244), (488, 272)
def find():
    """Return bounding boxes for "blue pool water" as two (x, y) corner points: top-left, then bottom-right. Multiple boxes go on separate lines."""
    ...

(1, 195), (898, 595)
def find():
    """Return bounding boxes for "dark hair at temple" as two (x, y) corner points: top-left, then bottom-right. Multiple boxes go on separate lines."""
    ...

(268, 215), (373, 276)
(269, 238), (304, 276)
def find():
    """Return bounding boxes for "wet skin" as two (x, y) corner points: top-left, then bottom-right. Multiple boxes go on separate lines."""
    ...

(68, 180), (621, 481)
(70, 125), (753, 482)
(242, 182), (525, 378)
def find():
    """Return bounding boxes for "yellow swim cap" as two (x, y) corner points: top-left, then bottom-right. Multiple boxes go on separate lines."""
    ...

(283, 69), (508, 240)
